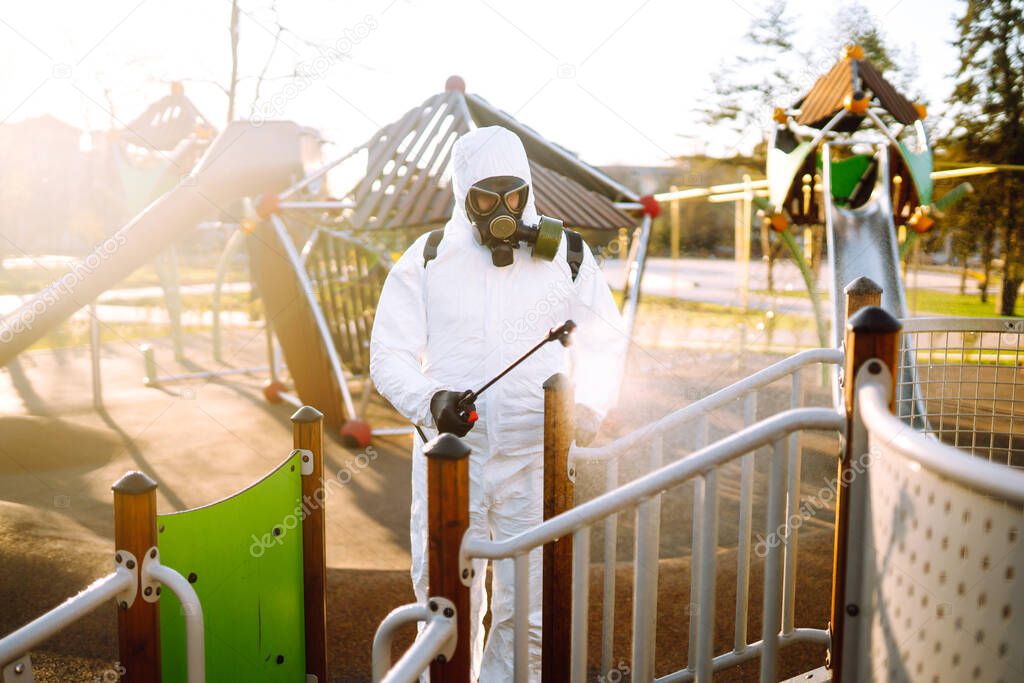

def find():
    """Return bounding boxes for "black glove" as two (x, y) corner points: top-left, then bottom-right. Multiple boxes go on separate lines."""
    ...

(430, 390), (477, 437)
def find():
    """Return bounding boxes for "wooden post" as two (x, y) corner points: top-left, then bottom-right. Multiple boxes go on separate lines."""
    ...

(827, 306), (900, 679)
(292, 405), (327, 683)
(843, 276), (882, 322)
(542, 373), (575, 681)
(112, 470), (161, 683)
(669, 185), (680, 261)
(426, 433), (472, 682)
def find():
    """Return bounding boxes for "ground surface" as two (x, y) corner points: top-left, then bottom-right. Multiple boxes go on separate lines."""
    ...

(0, 298), (842, 681)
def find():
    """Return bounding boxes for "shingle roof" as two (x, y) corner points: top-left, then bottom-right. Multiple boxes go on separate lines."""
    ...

(794, 51), (920, 130)
(333, 87), (638, 232)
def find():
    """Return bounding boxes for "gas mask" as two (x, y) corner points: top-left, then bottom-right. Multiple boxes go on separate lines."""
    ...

(465, 175), (564, 267)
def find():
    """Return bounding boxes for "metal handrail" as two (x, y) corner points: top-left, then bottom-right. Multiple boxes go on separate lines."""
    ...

(143, 551), (205, 683)
(372, 599), (456, 683)
(465, 408), (843, 558)
(573, 348), (843, 463)
(462, 406), (844, 681)
(0, 567), (135, 668)
(858, 370), (1024, 504)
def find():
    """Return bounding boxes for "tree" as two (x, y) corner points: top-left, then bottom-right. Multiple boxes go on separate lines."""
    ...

(949, 0), (1024, 315)
(696, 0), (804, 156)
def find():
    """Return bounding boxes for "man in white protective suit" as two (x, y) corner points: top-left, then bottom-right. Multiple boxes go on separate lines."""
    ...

(370, 125), (625, 680)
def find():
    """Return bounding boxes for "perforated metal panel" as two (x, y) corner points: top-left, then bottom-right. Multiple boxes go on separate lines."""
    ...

(898, 318), (1024, 468)
(860, 440), (1023, 682)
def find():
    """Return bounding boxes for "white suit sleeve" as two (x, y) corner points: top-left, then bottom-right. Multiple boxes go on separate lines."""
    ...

(370, 239), (445, 427)
(570, 246), (627, 418)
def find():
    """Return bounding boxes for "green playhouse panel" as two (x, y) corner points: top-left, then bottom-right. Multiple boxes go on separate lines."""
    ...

(157, 451), (306, 682)
(820, 154), (873, 203)
(897, 140), (934, 206)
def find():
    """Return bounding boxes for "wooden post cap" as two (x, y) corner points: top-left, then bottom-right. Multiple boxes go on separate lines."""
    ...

(291, 405), (324, 423)
(111, 470), (158, 495)
(542, 373), (572, 391)
(844, 277), (882, 297)
(423, 433), (471, 461)
(847, 306), (902, 334)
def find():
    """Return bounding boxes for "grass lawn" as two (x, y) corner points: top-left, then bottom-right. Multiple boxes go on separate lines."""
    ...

(753, 287), (1018, 318)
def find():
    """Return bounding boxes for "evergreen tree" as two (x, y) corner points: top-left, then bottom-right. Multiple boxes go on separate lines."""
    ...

(949, 0), (1024, 314)
(696, 0), (804, 156)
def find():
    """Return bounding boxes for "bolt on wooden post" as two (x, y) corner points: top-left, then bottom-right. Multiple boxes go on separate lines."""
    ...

(542, 373), (575, 681)
(112, 470), (161, 683)
(425, 432), (471, 682)
(292, 405), (327, 683)
(827, 305), (900, 680)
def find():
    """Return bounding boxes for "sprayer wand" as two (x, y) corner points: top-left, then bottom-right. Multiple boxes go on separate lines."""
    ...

(456, 319), (576, 424)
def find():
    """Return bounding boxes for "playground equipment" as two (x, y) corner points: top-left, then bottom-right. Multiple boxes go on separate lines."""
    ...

(764, 45), (972, 347)
(0, 405), (326, 682)
(0, 120), (311, 366)
(393, 280), (1024, 682)
(243, 76), (656, 446)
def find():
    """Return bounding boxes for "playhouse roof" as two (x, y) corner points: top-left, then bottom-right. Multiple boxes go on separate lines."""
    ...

(794, 48), (920, 131)
(120, 84), (213, 151)
(333, 80), (639, 232)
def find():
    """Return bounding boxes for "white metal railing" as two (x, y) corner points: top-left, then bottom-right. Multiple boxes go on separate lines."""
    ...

(0, 552), (205, 683)
(372, 599), (457, 683)
(570, 347), (842, 677)
(462, 407), (845, 682)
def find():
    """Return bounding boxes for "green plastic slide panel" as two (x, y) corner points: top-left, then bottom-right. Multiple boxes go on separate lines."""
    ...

(767, 139), (814, 209)
(897, 141), (934, 206)
(157, 451), (306, 682)
(819, 154), (873, 203)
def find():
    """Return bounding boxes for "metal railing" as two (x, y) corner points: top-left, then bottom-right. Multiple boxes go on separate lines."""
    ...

(462, 407), (845, 682)
(897, 316), (1024, 467)
(372, 599), (457, 683)
(570, 347), (842, 678)
(0, 552), (205, 683)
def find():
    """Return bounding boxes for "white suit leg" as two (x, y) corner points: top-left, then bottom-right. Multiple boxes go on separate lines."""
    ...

(410, 433), (489, 681)
(479, 454), (544, 681)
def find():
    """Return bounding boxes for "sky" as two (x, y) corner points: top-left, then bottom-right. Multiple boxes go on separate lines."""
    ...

(0, 0), (963, 166)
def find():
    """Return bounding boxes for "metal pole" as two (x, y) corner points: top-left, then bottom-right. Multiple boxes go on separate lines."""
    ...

(89, 303), (102, 410)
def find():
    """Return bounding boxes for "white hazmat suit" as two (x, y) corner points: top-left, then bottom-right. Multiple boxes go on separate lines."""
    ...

(370, 125), (625, 680)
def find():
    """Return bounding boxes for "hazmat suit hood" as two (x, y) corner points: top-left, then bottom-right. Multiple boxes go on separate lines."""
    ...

(449, 126), (539, 242)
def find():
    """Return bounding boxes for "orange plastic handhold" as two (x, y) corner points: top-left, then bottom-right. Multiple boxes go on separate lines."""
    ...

(770, 213), (790, 233)
(844, 92), (870, 115)
(913, 102), (928, 120)
(256, 193), (280, 219)
(772, 107), (788, 124)
(909, 206), (935, 233)
(842, 45), (865, 61)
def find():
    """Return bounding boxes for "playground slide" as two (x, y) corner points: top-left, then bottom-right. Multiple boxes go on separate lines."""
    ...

(824, 177), (908, 348)
(824, 153), (922, 418)
(0, 121), (307, 366)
